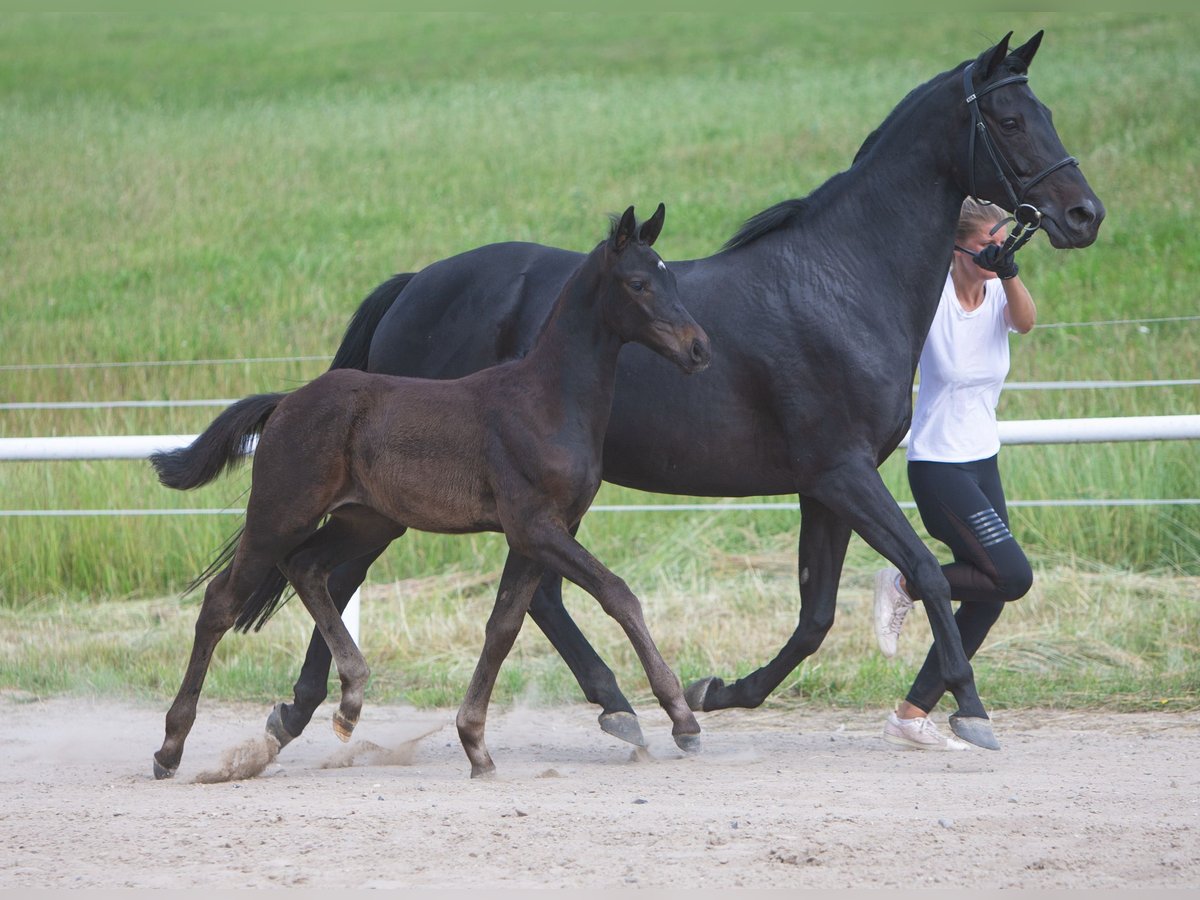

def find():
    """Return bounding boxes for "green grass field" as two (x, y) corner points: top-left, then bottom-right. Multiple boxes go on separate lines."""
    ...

(1, 13), (1197, 712)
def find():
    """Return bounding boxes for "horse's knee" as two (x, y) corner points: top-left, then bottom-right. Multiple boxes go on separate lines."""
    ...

(794, 611), (834, 657)
(907, 557), (950, 605)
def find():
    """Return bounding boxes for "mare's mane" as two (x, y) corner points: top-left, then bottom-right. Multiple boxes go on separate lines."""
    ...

(723, 60), (972, 253)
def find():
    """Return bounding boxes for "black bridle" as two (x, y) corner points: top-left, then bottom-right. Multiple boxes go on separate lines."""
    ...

(959, 61), (1079, 258)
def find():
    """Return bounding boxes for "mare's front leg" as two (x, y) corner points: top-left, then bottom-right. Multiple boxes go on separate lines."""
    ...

(527, 572), (643, 746)
(515, 521), (700, 752)
(457, 551), (544, 777)
(686, 495), (851, 712)
(267, 548), (389, 748)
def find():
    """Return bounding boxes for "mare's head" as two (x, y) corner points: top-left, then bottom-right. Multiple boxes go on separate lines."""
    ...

(600, 204), (711, 374)
(957, 31), (1104, 249)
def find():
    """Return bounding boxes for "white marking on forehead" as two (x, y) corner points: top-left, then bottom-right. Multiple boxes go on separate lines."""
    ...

(657, 260), (667, 270)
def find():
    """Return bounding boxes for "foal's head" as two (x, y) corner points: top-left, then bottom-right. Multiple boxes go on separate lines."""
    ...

(600, 204), (711, 374)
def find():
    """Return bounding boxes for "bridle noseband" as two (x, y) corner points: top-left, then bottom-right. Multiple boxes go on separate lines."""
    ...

(961, 61), (1079, 256)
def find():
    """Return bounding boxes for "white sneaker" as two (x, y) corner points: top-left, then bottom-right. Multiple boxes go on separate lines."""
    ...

(883, 710), (969, 751)
(873, 568), (914, 657)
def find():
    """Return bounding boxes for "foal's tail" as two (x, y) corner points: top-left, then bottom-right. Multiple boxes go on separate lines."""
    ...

(150, 393), (285, 491)
(328, 272), (415, 371)
(152, 392), (293, 632)
(176, 520), (292, 634)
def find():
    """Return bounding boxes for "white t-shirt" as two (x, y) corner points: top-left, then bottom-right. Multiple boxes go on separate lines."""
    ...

(907, 273), (1015, 463)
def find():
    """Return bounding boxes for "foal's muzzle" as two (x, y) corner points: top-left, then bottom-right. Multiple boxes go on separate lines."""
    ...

(678, 329), (712, 374)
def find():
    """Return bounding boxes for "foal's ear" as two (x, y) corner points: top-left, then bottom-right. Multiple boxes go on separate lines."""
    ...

(638, 202), (666, 247)
(612, 205), (638, 253)
(980, 31), (1013, 80)
(1010, 30), (1043, 71)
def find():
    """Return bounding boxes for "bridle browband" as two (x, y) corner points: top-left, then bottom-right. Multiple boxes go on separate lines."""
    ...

(960, 61), (1079, 257)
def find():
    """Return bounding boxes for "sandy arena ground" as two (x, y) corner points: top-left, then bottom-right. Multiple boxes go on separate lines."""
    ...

(0, 694), (1197, 889)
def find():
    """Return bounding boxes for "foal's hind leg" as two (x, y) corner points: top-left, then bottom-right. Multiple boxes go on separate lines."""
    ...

(268, 546), (391, 748)
(153, 552), (287, 779)
(277, 509), (406, 743)
(457, 550), (545, 777)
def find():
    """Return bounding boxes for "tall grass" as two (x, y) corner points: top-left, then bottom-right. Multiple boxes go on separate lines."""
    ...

(1, 13), (1198, 684)
(2, 554), (1195, 713)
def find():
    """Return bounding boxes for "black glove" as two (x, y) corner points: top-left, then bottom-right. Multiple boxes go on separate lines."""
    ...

(972, 242), (1019, 280)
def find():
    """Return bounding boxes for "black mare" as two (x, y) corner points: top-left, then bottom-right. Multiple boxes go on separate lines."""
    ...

(272, 31), (1104, 752)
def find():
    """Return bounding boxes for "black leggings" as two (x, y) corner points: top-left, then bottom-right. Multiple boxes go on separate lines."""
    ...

(904, 455), (1033, 713)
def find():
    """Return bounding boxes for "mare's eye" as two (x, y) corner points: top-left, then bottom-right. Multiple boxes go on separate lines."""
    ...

(1000, 117), (1019, 133)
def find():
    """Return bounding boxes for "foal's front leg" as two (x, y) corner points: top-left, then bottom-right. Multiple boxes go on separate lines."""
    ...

(456, 551), (544, 777)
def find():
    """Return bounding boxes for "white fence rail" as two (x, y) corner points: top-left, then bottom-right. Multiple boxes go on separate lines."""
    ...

(3, 415), (1199, 462)
(5, 414), (1198, 645)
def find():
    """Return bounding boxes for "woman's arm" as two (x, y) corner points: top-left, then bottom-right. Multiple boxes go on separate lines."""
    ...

(1002, 275), (1037, 333)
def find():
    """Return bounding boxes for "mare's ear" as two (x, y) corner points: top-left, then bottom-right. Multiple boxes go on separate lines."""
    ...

(638, 202), (666, 247)
(980, 31), (1013, 80)
(612, 205), (637, 253)
(1010, 31), (1043, 71)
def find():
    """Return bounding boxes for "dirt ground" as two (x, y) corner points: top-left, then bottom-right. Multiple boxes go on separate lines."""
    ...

(0, 694), (1197, 890)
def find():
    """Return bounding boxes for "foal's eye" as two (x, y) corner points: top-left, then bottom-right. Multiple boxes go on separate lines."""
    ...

(629, 280), (646, 293)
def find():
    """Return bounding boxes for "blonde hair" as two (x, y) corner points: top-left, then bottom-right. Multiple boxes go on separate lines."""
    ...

(956, 198), (1008, 245)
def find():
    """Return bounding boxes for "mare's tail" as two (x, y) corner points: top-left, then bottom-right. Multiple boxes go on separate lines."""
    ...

(328, 273), (415, 371)
(150, 393), (285, 490)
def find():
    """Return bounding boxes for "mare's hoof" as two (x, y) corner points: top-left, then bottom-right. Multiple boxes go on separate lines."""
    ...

(332, 710), (357, 743)
(152, 756), (176, 780)
(599, 711), (647, 748)
(684, 676), (723, 712)
(949, 714), (1001, 751)
(265, 703), (297, 749)
(470, 762), (497, 779)
(673, 732), (702, 754)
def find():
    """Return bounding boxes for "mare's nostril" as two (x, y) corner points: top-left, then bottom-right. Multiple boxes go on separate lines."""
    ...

(1067, 199), (1101, 231)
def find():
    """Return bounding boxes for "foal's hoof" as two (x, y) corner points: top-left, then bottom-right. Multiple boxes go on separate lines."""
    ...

(949, 714), (1001, 751)
(332, 710), (358, 743)
(265, 703), (297, 749)
(152, 756), (176, 781)
(673, 732), (702, 754)
(684, 676), (723, 712)
(599, 711), (647, 748)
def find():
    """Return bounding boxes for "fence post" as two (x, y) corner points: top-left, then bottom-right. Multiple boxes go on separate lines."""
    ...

(343, 589), (360, 645)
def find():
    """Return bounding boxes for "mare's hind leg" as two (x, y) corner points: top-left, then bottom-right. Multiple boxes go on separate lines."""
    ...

(514, 520), (700, 751)
(457, 550), (544, 777)
(687, 495), (851, 711)
(527, 573), (643, 746)
(277, 508), (406, 743)
(268, 546), (391, 748)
